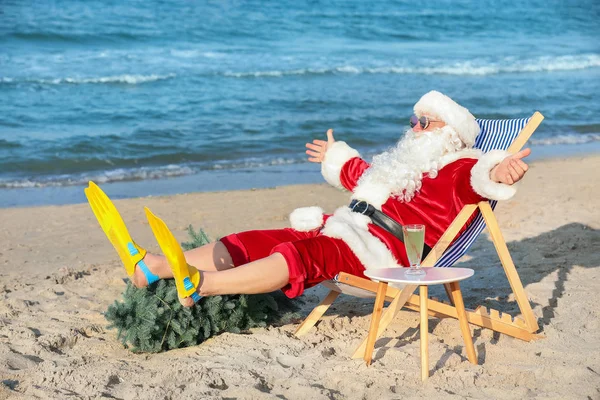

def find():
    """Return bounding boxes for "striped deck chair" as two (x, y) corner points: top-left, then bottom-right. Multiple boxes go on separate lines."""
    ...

(294, 112), (545, 358)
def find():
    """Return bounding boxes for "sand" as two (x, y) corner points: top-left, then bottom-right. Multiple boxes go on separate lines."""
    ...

(1, 155), (599, 399)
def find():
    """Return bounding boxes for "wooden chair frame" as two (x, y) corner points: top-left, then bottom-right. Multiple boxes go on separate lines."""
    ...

(294, 112), (545, 357)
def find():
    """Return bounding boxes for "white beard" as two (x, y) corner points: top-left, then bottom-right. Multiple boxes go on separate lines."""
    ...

(352, 125), (466, 208)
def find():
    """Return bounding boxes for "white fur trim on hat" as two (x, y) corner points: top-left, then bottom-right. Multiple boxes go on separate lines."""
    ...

(289, 206), (324, 231)
(470, 150), (519, 200)
(321, 141), (360, 190)
(414, 91), (480, 147)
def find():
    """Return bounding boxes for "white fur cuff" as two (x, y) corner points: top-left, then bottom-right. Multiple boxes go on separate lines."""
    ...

(470, 150), (519, 201)
(289, 206), (324, 231)
(321, 141), (360, 190)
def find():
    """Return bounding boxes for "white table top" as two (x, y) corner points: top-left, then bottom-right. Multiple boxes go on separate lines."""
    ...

(364, 267), (474, 285)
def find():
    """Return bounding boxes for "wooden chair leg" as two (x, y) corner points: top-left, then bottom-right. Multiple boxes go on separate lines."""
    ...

(364, 282), (388, 366)
(443, 283), (455, 306)
(294, 290), (340, 337)
(449, 281), (477, 364)
(479, 202), (539, 333)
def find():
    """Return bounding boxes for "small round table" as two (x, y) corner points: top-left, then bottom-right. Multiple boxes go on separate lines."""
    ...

(363, 267), (477, 381)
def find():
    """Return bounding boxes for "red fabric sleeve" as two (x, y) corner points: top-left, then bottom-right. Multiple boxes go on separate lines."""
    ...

(339, 157), (370, 191)
(449, 158), (487, 204)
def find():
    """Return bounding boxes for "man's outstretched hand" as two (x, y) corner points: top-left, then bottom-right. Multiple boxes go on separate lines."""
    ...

(306, 129), (335, 163)
(490, 148), (531, 185)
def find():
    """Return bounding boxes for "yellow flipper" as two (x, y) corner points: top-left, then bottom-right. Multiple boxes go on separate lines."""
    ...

(84, 182), (152, 280)
(144, 207), (202, 302)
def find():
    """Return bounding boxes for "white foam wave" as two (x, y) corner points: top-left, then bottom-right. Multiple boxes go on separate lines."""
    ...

(169, 50), (226, 59)
(223, 69), (304, 78)
(48, 74), (176, 85)
(0, 164), (193, 189)
(223, 53), (600, 78)
(0, 74), (177, 85)
(530, 133), (600, 146)
(211, 157), (298, 169)
(0, 157), (303, 188)
(203, 52), (226, 59)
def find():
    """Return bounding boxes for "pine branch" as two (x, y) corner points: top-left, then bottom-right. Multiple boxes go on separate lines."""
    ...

(105, 226), (301, 353)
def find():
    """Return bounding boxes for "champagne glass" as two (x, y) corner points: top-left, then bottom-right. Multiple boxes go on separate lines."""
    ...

(403, 224), (426, 276)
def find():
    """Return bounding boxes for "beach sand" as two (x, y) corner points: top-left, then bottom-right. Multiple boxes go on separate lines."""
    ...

(1, 155), (599, 399)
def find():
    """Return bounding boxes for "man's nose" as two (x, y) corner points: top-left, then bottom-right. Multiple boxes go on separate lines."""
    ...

(413, 122), (423, 132)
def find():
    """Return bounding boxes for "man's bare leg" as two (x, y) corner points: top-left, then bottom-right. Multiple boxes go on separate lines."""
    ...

(131, 241), (235, 287)
(179, 253), (290, 307)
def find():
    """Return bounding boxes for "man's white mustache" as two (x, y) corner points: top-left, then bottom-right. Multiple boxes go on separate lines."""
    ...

(404, 129), (436, 143)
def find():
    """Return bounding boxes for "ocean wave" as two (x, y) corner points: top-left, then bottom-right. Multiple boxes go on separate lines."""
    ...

(0, 156), (303, 188)
(223, 53), (600, 78)
(169, 49), (226, 59)
(1, 74), (176, 86)
(0, 164), (195, 189)
(42, 74), (176, 85)
(4, 54), (597, 86)
(529, 133), (600, 146)
(0, 132), (598, 189)
(211, 157), (298, 170)
(5, 30), (154, 44)
(0, 139), (22, 149)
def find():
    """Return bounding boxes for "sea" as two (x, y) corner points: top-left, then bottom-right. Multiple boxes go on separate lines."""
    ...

(1, 0), (599, 207)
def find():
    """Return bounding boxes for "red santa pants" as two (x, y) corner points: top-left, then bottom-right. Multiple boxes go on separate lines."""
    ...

(219, 228), (366, 298)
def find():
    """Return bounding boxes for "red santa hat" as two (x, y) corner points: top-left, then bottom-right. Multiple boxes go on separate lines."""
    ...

(413, 90), (480, 147)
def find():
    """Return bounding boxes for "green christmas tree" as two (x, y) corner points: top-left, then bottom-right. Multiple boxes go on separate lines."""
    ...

(105, 225), (300, 353)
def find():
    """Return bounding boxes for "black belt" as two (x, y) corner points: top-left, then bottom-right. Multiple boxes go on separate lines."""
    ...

(349, 199), (432, 261)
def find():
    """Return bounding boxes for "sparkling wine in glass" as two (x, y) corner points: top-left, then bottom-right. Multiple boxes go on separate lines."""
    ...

(403, 224), (426, 276)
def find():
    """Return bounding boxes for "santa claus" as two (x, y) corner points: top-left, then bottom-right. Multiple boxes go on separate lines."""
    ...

(94, 90), (531, 307)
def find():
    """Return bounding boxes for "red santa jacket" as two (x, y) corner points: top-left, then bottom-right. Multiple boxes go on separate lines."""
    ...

(290, 141), (518, 270)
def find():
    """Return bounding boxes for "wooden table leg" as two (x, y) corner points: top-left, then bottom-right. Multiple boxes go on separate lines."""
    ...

(352, 284), (418, 360)
(420, 285), (429, 381)
(364, 281), (388, 366)
(449, 281), (477, 364)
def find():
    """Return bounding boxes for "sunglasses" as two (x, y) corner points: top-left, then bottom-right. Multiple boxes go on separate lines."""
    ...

(409, 114), (441, 129)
